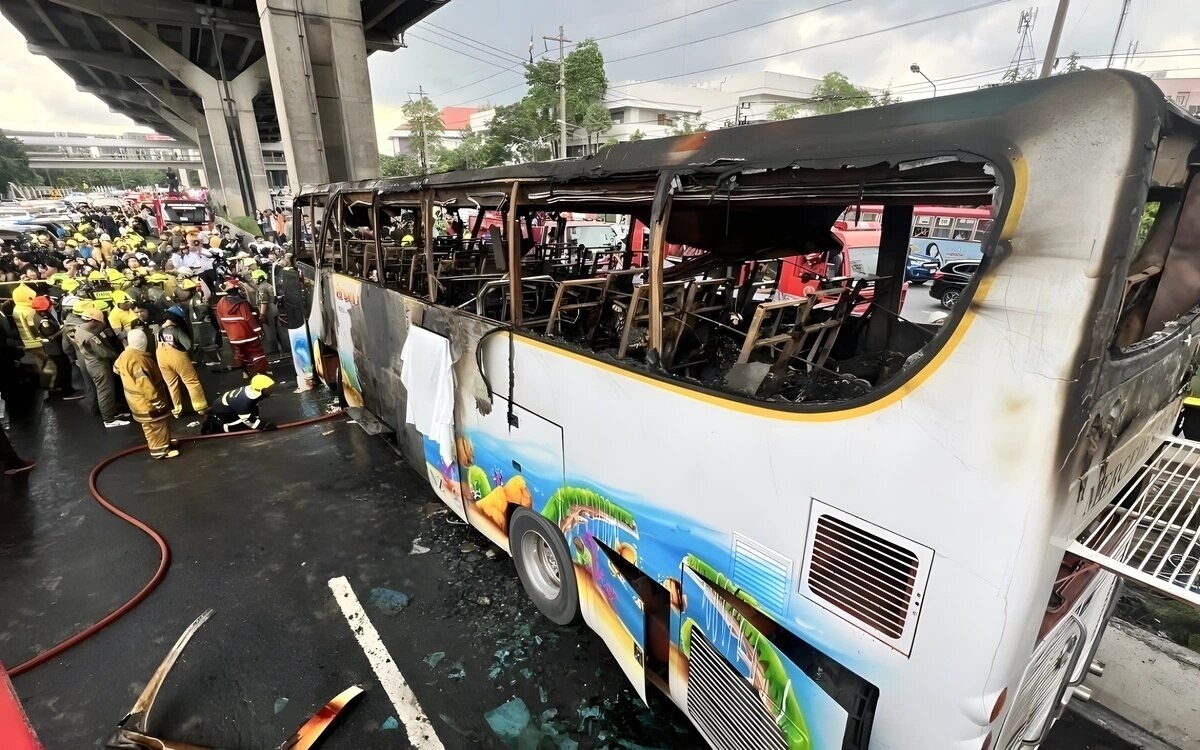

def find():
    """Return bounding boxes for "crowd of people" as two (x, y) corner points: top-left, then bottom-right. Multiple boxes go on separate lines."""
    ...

(1, 200), (314, 472)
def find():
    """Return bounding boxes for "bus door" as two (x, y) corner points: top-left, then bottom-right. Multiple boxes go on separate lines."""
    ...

(468, 330), (651, 702)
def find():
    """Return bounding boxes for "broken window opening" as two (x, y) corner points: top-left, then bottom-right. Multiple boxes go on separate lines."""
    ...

(426, 159), (1002, 410)
(378, 202), (428, 298)
(480, 159), (999, 410)
(1115, 166), (1200, 349)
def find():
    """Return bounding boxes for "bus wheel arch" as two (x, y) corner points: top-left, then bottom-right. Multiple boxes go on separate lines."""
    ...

(509, 508), (582, 626)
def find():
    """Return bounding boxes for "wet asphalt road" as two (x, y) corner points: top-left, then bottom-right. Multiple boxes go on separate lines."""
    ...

(1, 366), (1142, 749)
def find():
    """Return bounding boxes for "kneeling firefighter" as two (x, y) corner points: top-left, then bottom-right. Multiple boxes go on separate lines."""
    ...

(202, 375), (277, 434)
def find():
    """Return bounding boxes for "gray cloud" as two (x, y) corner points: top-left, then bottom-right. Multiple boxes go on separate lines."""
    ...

(3, 0), (1198, 151)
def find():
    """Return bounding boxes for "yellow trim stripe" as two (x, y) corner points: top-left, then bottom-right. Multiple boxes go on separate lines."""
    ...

(1184, 397), (1200, 408)
(516, 274), (996, 422)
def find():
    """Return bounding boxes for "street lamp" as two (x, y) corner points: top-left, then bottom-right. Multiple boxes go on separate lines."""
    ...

(910, 63), (937, 98)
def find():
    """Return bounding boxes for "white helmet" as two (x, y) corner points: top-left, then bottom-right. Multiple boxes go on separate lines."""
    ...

(99, 233), (111, 241)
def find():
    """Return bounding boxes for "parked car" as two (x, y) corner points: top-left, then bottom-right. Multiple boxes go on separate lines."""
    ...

(929, 260), (979, 309)
(905, 254), (940, 285)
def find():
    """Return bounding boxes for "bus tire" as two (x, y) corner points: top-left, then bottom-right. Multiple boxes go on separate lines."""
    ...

(509, 508), (581, 626)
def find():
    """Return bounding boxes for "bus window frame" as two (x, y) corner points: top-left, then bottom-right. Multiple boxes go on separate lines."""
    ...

(508, 182), (523, 328)
(377, 198), (426, 295)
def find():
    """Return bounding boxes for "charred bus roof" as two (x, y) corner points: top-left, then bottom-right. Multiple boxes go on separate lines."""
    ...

(298, 70), (1198, 203)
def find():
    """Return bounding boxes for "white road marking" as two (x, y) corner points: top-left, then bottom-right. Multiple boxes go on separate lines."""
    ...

(327, 576), (445, 749)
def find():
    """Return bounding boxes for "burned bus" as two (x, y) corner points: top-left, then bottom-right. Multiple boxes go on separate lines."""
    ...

(294, 70), (1200, 749)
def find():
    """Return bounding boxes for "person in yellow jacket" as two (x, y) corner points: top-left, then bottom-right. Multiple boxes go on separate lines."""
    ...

(108, 290), (138, 338)
(9, 284), (55, 389)
(113, 328), (178, 459)
(96, 234), (115, 266)
(157, 306), (209, 418)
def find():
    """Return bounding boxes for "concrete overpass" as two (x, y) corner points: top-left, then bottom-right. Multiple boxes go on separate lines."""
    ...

(11, 129), (291, 191)
(2, 1), (447, 216)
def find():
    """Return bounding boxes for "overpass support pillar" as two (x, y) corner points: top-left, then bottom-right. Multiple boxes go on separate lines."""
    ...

(257, 0), (380, 187)
(108, 17), (269, 218)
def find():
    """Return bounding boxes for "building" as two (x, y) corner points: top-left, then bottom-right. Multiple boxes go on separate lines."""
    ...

(1149, 72), (1200, 116)
(388, 106), (483, 157)
(569, 70), (825, 155)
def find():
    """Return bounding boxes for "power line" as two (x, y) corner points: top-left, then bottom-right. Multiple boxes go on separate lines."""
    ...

(606, 0), (854, 65)
(406, 31), (514, 71)
(432, 0), (757, 104)
(587, 0), (753, 45)
(605, 0), (1012, 92)
(427, 21), (530, 64)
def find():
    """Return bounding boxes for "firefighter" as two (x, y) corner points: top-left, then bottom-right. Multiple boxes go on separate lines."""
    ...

(202, 375), (277, 434)
(69, 306), (129, 427)
(113, 328), (177, 459)
(215, 280), (267, 376)
(157, 306), (209, 418)
(174, 278), (220, 367)
(108, 290), (138, 338)
(10, 284), (54, 392)
(32, 295), (82, 400)
(252, 268), (282, 358)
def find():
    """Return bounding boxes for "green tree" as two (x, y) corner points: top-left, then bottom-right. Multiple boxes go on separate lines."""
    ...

(485, 100), (554, 163)
(581, 101), (613, 153)
(41, 168), (164, 189)
(1057, 51), (1085, 74)
(380, 153), (420, 178)
(628, 129), (646, 142)
(1, 131), (38, 189)
(491, 37), (609, 161)
(769, 103), (805, 120)
(872, 83), (902, 107)
(668, 115), (707, 135)
(402, 95), (445, 174)
(810, 71), (874, 114)
(438, 127), (492, 172)
(1001, 66), (1036, 84)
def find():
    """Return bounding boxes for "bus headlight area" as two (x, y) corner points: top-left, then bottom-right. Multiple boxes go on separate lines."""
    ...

(5, 70), (1200, 750)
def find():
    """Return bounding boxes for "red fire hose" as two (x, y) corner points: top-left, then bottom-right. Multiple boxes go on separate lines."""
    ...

(5, 410), (345, 678)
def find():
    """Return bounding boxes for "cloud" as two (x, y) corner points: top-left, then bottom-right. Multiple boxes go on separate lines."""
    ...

(2, 0), (1197, 155)
(0, 15), (145, 135)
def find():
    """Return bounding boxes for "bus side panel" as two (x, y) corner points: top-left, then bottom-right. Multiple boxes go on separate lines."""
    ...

(315, 271), (476, 518)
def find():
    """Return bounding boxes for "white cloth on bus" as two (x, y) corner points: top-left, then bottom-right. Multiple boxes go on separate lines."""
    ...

(400, 324), (456, 464)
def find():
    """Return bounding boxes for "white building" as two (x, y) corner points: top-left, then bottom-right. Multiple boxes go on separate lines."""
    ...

(388, 106), (483, 156)
(1148, 72), (1200, 117)
(568, 70), (825, 155)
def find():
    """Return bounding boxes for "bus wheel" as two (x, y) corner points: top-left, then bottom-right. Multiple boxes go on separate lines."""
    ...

(509, 508), (581, 626)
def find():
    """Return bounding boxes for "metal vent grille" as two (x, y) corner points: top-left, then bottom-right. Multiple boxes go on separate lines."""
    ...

(998, 616), (1086, 749)
(687, 629), (790, 750)
(808, 514), (919, 640)
(732, 534), (792, 614)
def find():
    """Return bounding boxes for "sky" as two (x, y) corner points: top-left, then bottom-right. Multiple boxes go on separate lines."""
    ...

(1, 0), (1198, 153)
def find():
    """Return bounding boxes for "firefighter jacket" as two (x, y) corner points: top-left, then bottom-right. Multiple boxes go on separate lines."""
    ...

(209, 386), (265, 431)
(159, 321), (193, 353)
(113, 347), (171, 422)
(10, 285), (41, 350)
(69, 323), (120, 377)
(215, 295), (261, 346)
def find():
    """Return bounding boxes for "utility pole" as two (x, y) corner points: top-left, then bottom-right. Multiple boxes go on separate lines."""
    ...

(1039, 0), (1070, 78)
(543, 25), (571, 159)
(409, 85), (429, 174)
(1107, 0), (1132, 69)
